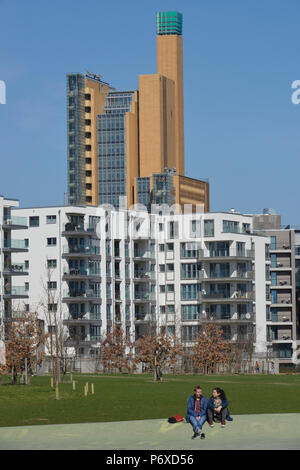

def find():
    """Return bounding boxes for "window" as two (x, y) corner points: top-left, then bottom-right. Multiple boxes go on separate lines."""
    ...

(160, 305), (166, 313)
(168, 305), (175, 313)
(48, 325), (56, 334)
(85, 119), (91, 126)
(181, 263), (198, 279)
(86, 157), (92, 164)
(223, 220), (239, 233)
(160, 285), (166, 293)
(167, 284), (174, 293)
(167, 264), (174, 272)
(270, 236), (276, 250)
(159, 244), (165, 252)
(85, 106), (91, 113)
(29, 216), (39, 227)
(25, 260), (29, 269)
(181, 284), (201, 300)
(48, 282), (57, 290)
(190, 220), (201, 238)
(182, 325), (200, 341)
(47, 259), (57, 269)
(85, 94), (91, 100)
(47, 238), (57, 246)
(159, 264), (165, 273)
(46, 215), (56, 224)
(182, 304), (201, 321)
(159, 223), (164, 231)
(181, 243), (198, 258)
(25, 282), (29, 291)
(25, 239), (29, 247)
(167, 243), (174, 251)
(204, 220), (214, 237)
(242, 223), (251, 233)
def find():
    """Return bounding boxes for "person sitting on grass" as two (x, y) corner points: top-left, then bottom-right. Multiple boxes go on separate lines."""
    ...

(186, 385), (207, 439)
(207, 387), (233, 428)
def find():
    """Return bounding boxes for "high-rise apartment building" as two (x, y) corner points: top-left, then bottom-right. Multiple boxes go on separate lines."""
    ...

(67, 73), (111, 206)
(67, 12), (209, 213)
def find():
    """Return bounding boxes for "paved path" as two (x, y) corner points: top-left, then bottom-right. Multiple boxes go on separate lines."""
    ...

(0, 414), (299, 450)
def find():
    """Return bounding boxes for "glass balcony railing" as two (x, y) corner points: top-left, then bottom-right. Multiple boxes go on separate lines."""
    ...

(63, 222), (98, 232)
(4, 286), (28, 296)
(3, 239), (27, 250)
(3, 216), (27, 227)
(63, 245), (100, 255)
(63, 289), (100, 298)
(63, 268), (100, 277)
(4, 263), (29, 274)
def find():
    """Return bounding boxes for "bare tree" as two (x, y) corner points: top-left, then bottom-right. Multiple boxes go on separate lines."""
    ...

(100, 325), (136, 373)
(135, 328), (183, 382)
(191, 323), (231, 374)
(0, 308), (48, 384)
(40, 261), (69, 384)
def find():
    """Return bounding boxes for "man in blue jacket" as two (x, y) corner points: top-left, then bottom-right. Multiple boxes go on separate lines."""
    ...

(186, 385), (207, 439)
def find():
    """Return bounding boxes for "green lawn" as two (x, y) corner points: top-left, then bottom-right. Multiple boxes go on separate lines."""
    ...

(0, 373), (299, 427)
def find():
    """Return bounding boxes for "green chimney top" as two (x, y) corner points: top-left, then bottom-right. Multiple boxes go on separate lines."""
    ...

(156, 11), (183, 36)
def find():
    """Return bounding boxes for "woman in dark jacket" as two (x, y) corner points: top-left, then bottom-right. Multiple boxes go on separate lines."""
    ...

(207, 387), (233, 428)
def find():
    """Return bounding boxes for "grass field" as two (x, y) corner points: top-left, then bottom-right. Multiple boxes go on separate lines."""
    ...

(0, 373), (299, 428)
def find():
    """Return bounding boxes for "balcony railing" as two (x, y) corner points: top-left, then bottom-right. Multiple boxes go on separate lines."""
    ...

(3, 263), (29, 274)
(200, 249), (254, 259)
(4, 286), (28, 296)
(134, 292), (155, 301)
(63, 245), (100, 255)
(270, 243), (291, 250)
(202, 291), (255, 301)
(133, 250), (152, 259)
(3, 240), (27, 250)
(201, 313), (255, 322)
(3, 216), (27, 227)
(63, 222), (98, 233)
(200, 271), (254, 280)
(63, 268), (100, 277)
(63, 289), (100, 299)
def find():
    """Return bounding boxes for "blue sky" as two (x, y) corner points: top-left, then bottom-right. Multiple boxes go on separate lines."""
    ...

(0, 0), (299, 225)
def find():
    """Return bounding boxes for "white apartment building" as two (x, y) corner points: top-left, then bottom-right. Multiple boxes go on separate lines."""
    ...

(9, 205), (272, 367)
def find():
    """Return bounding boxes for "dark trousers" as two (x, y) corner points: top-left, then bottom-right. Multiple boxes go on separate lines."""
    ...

(207, 407), (227, 423)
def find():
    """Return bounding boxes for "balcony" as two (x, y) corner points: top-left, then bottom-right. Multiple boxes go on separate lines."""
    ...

(133, 250), (153, 260)
(62, 245), (101, 258)
(198, 249), (254, 261)
(63, 289), (101, 302)
(3, 263), (29, 276)
(3, 216), (28, 229)
(270, 243), (291, 252)
(133, 272), (155, 282)
(134, 314), (153, 323)
(3, 286), (28, 298)
(200, 271), (254, 282)
(62, 268), (101, 280)
(3, 240), (28, 252)
(270, 263), (291, 271)
(62, 222), (98, 236)
(133, 292), (155, 302)
(201, 312), (255, 323)
(201, 291), (255, 302)
(63, 316), (102, 326)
